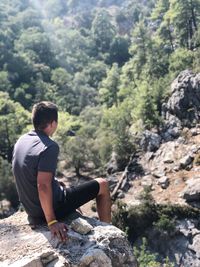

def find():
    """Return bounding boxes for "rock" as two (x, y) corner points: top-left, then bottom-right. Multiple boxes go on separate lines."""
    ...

(106, 152), (119, 174)
(163, 152), (174, 164)
(0, 212), (137, 267)
(162, 70), (200, 128)
(141, 175), (153, 187)
(71, 217), (93, 234)
(140, 130), (161, 152)
(121, 178), (131, 192)
(182, 178), (200, 202)
(157, 176), (169, 189)
(179, 155), (194, 169)
(189, 234), (200, 259)
(117, 190), (125, 199)
(146, 219), (200, 267)
(152, 170), (166, 178)
(190, 128), (199, 136)
(79, 248), (112, 267)
(176, 136), (186, 144)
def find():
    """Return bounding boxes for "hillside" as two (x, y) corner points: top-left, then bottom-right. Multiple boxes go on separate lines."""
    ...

(0, 0), (200, 266)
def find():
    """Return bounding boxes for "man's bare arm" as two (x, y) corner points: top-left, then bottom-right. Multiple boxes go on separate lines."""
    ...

(37, 171), (67, 242)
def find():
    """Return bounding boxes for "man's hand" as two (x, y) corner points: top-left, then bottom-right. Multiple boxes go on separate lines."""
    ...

(49, 222), (68, 242)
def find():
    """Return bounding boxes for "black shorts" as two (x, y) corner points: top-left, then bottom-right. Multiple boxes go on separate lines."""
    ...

(55, 180), (100, 220)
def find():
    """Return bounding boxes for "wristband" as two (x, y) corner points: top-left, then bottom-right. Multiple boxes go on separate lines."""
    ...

(48, 219), (58, 227)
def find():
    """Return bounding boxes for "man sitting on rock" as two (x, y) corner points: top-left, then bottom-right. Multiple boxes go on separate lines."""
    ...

(12, 101), (111, 242)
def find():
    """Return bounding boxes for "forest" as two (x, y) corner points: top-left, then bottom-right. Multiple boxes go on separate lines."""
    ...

(0, 0), (200, 211)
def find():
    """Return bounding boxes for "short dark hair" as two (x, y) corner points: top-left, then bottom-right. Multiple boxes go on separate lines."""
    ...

(32, 101), (58, 130)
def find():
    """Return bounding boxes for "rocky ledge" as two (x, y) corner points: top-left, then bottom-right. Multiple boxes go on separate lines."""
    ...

(0, 211), (137, 267)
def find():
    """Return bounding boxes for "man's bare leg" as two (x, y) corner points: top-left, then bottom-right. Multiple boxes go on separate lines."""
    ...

(95, 178), (111, 223)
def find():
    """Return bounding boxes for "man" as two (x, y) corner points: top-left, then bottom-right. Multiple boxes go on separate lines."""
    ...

(12, 101), (111, 242)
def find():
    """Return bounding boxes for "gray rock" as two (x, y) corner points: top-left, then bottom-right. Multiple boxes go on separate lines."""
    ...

(79, 248), (112, 267)
(182, 178), (200, 201)
(140, 130), (161, 152)
(157, 176), (169, 189)
(162, 70), (200, 128)
(117, 190), (125, 199)
(189, 234), (200, 258)
(152, 170), (166, 178)
(179, 155), (194, 169)
(71, 217), (93, 234)
(0, 212), (137, 267)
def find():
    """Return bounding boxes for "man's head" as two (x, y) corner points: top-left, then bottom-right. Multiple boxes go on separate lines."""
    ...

(32, 101), (58, 135)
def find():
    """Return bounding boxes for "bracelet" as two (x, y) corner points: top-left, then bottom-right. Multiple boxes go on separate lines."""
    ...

(48, 219), (58, 227)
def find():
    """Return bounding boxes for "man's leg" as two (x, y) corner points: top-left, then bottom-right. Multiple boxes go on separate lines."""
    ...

(95, 178), (111, 223)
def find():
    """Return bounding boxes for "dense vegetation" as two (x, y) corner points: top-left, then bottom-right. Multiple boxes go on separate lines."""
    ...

(0, 0), (200, 209)
(112, 187), (200, 266)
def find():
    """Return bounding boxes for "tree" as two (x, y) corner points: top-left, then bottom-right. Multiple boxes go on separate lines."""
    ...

(99, 63), (120, 108)
(44, 0), (68, 18)
(100, 102), (133, 169)
(108, 35), (130, 66)
(131, 81), (160, 130)
(169, 48), (194, 75)
(91, 9), (116, 53)
(51, 67), (74, 112)
(14, 27), (55, 65)
(151, 0), (174, 52)
(0, 71), (12, 93)
(0, 156), (19, 209)
(129, 20), (153, 78)
(167, 0), (200, 49)
(0, 92), (30, 161)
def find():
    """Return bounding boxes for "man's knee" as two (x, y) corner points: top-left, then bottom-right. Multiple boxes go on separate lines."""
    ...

(95, 178), (109, 196)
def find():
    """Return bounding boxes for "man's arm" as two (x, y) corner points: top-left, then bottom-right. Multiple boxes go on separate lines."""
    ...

(37, 171), (67, 242)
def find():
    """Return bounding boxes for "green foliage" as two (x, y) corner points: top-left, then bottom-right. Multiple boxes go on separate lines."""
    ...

(134, 237), (174, 267)
(0, 156), (18, 208)
(153, 214), (175, 233)
(131, 81), (160, 130)
(134, 238), (160, 267)
(169, 48), (194, 75)
(100, 102), (134, 169)
(91, 9), (116, 53)
(112, 188), (200, 242)
(99, 63), (120, 107)
(0, 92), (30, 160)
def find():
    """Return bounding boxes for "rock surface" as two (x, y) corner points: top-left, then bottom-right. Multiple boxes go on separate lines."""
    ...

(182, 177), (200, 202)
(0, 212), (137, 267)
(163, 70), (200, 128)
(147, 219), (200, 267)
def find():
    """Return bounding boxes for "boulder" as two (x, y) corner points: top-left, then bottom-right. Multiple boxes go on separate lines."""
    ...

(146, 219), (200, 267)
(140, 130), (161, 152)
(182, 178), (200, 202)
(162, 70), (200, 128)
(0, 212), (137, 267)
(179, 155), (194, 170)
(71, 217), (93, 234)
(157, 176), (170, 189)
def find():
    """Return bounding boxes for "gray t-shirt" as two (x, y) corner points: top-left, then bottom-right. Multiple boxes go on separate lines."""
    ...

(12, 130), (64, 218)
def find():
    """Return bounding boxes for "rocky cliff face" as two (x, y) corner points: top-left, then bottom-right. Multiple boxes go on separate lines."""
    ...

(0, 212), (137, 267)
(106, 70), (200, 266)
(110, 70), (200, 206)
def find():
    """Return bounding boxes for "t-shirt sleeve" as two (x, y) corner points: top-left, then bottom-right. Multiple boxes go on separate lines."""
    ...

(38, 144), (59, 173)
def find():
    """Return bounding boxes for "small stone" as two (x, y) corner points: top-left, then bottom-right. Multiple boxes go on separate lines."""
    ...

(71, 217), (93, 234)
(157, 176), (169, 189)
(179, 155), (194, 169)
